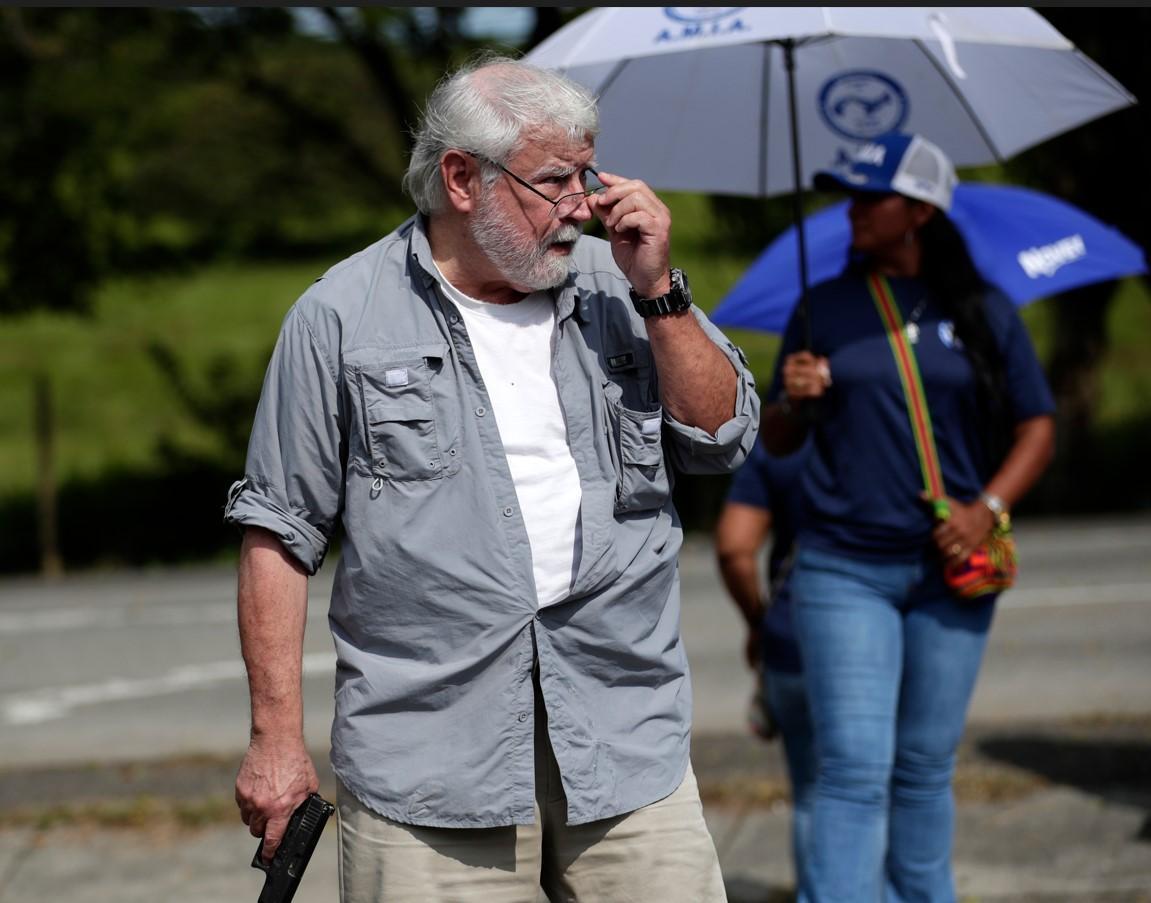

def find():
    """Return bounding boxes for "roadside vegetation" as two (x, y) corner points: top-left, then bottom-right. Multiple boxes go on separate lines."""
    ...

(1, 8), (1147, 574)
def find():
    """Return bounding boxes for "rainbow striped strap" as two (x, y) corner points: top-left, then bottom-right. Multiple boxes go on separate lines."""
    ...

(865, 273), (951, 521)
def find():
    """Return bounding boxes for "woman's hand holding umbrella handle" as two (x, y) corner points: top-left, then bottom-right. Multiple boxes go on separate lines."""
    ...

(782, 351), (832, 404)
(761, 351), (830, 455)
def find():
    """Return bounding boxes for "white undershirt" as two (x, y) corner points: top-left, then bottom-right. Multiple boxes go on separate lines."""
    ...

(433, 268), (582, 608)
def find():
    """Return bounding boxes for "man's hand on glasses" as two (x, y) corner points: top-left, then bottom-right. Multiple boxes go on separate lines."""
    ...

(589, 171), (672, 301)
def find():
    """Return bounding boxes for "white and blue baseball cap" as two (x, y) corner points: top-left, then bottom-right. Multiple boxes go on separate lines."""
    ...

(813, 133), (957, 212)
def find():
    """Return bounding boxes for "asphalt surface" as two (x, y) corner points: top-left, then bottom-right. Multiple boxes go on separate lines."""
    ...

(0, 513), (1149, 901)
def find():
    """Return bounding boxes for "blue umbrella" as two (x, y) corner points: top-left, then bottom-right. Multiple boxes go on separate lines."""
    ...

(711, 183), (1148, 334)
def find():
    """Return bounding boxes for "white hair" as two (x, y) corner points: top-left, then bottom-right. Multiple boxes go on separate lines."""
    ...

(403, 53), (600, 215)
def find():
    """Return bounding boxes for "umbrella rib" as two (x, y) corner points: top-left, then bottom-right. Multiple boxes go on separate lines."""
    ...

(911, 38), (1005, 163)
(594, 58), (630, 102)
(1065, 47), (1136, 105)
(759, 41), (772, 197)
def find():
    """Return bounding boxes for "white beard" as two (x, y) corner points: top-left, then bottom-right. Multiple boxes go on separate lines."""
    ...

(469, 198), (581, 292)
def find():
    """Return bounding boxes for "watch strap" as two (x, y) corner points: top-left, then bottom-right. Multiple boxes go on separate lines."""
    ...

(630, 268), (691, 318)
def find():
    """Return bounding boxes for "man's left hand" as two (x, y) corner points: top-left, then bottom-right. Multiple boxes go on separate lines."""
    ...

(589, 171), (671, 298)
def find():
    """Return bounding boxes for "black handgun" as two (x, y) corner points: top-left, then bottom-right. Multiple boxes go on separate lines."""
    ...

(251, 792), (336, 903)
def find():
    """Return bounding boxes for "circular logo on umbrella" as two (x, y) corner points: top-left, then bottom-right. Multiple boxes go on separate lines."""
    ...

(818, 71), (909, 140)
(664, 7), (744, 22)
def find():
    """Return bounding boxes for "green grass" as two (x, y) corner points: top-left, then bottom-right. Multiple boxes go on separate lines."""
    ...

(660, 191), (785, 382)
(0, 260), (328, 497)
(1096, 277), (1151, 426)
(0, 197), (773, 503)
(0, 199), (1148, 513)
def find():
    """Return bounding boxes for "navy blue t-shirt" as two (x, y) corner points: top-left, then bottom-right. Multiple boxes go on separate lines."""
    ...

(767, 272), (1055, 562)
(725, 439), (811, 673)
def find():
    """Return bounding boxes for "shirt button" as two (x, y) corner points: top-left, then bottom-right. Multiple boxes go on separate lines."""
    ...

(503, 506), (514, 517)
(449, 448), (457, 456)
(517, 712), (529, 723)
(428, 460), (439, 469)
(449, 314), (460, 324)
(475, 405), (486, 417)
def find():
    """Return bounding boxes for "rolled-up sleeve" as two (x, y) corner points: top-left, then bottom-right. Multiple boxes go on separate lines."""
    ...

(662, 310), (760, 474)
(223, 302), (345, 575)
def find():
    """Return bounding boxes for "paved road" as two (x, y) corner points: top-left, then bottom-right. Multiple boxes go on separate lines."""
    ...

(0, 514), (1149, 902)
(683, 512), (1151, 731)
(1, 514), (1149, 768)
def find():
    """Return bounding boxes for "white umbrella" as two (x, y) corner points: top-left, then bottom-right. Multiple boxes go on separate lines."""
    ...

(526, 7), (1135, 198)
(526, 7), (1137, 332)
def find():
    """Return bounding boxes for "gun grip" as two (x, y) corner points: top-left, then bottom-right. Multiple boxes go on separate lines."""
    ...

(249, 792), (335, 903)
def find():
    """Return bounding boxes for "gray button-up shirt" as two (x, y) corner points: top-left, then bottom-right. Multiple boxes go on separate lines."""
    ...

(225, 215), (759, 828)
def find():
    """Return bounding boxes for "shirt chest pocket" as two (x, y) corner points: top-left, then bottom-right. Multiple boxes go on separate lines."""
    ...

(603, 378), (670, 513)
(357, 347), (455, 482)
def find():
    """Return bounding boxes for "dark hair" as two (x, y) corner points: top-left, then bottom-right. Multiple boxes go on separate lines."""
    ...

(917, 209), (1013, 466)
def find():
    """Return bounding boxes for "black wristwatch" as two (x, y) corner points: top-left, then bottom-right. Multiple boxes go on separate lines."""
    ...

(630, 267), (693, 318)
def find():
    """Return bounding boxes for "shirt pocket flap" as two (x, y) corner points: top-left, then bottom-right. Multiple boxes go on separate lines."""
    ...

(365, 389), (433, 425)
(358, 343), (448, 423)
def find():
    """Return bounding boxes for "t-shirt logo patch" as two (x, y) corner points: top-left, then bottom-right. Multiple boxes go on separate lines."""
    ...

(385, 367), (409, 387)
(938, 321), (964, 350)
(607, 352), (635, 371)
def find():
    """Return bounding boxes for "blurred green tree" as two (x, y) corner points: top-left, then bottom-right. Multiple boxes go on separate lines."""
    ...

(1005, 7), (1150, 511)
(0, 6), (428, 313)
(0, 6), (585, 317)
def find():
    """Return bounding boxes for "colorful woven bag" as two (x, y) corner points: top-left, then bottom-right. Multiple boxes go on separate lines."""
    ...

(866, 272), (1017, 601)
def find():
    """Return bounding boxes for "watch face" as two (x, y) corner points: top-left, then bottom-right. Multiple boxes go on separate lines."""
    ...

(668, 268), (691, 307)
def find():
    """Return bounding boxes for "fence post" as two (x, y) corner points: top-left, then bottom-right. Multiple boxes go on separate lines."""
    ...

(34, 373), (62, 578)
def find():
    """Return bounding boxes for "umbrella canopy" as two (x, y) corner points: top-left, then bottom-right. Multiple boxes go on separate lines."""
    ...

(710, 183), (1149, 333)
(525, 7), (1136, 198)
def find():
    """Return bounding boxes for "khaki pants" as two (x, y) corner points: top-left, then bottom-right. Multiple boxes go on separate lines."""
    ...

(337, 686), (727, 902)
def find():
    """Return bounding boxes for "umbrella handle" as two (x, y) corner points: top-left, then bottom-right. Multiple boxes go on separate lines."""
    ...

(781, 39), (812, 350)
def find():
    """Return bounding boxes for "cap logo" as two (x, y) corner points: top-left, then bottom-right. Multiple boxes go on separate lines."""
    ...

(818, 70), (909, 140)
(853, 143), (887, 167)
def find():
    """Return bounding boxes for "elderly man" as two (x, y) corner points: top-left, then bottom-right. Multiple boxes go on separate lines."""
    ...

(225, 54), (758, 902)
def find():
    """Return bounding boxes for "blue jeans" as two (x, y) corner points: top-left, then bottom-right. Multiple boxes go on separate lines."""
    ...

(790, 545), (996, 903)
(764, 667), (815, 900)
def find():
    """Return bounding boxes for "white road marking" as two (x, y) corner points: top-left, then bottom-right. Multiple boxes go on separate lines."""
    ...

(1, 652), (336, 726)
(2, 578), (1145, 637)
(0, 605), (234, 634)
(0, 603), (328, 635)
(1000, 582), (1151, 609)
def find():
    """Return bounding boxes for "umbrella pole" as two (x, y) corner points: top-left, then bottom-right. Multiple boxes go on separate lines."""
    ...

(781, 39), (812, 349)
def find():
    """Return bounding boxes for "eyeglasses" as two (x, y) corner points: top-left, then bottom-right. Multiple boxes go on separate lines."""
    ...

(469, 152), (605, 219)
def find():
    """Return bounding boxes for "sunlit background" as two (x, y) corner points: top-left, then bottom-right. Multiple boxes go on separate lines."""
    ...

(0, 6), (1148, 577)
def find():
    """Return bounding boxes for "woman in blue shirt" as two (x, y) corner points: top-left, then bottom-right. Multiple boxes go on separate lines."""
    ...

(760, 133), (1055, 903)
